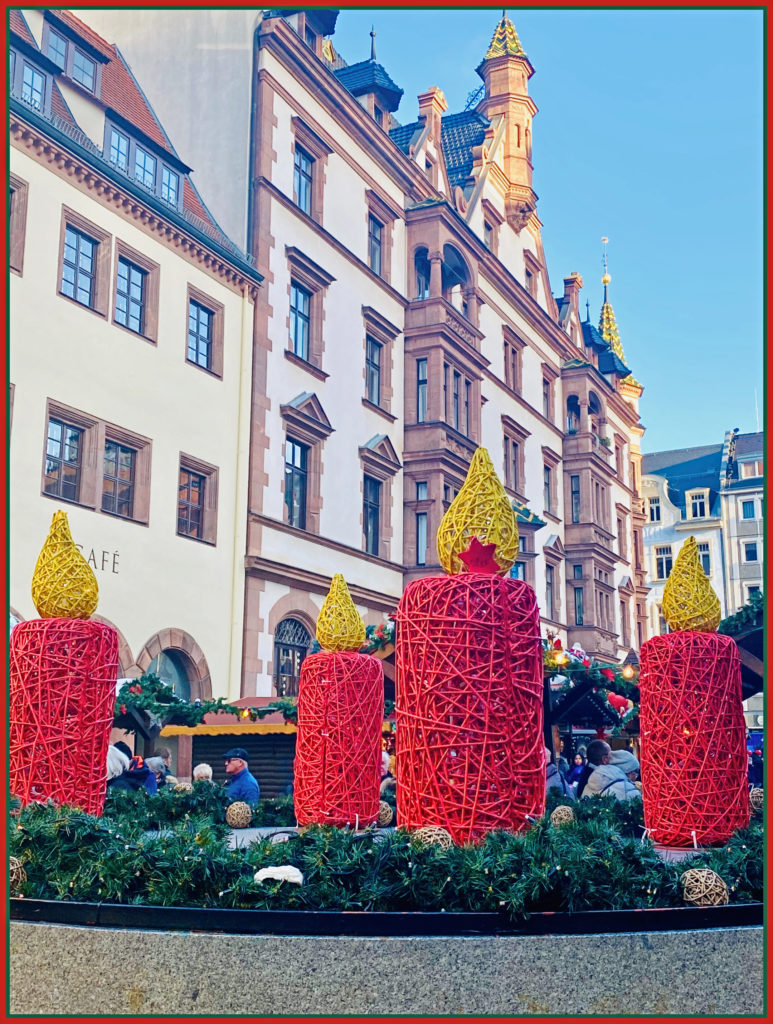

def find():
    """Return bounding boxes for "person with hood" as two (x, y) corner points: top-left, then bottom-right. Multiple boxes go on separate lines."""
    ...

(105, 744), (130, 789)
(582, 748), (640, 801)
(109, 753), (158, 794)
(545, 746), (572, 797)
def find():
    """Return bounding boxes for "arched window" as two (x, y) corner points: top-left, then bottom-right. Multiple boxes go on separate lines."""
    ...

(566, 395), (581, 434)
(414, 247), (430, 300)
(274, 617), (312, 697)
(147, 650), (192, 701)
(442, 244), (469, 317)
(588, 391), (603, 437)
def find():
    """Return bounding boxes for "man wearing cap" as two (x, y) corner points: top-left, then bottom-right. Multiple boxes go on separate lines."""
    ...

(222, 747), (260, 803)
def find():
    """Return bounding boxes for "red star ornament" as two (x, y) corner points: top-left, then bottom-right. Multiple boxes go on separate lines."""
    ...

(458, 536), (501, 574)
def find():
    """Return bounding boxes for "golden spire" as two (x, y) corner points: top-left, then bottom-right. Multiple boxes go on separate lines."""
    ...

(316, 574), (366, 652)
(31, 510), (99, 619)
(484, 11), (526, 60)
(436, 447), (519, 575)
(662, 537), (721, 633)
(598, 237), (640, 387)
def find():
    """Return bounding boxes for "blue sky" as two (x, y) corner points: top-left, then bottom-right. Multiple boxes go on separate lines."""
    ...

(333, 8), (764, 453)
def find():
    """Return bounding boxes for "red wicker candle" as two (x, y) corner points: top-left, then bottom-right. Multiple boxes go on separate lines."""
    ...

(396, 448), (544, 844)
(10, 512), (119, 815)
(639, 537), (749, 846)
(294, 575), (384, 827)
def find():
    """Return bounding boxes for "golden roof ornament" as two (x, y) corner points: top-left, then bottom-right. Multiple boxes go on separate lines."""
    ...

(316, 574), (366, 652)
(31, 510), (99, 619)
(436, 446), (519, 575)
(599, 237), (640, 388)
(662, 536), (721, 633)
(484, 12), (526, 60)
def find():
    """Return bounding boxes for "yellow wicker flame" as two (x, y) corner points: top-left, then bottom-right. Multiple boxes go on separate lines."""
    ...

(30, 510), (99, 619)
(316, 573), (366, 651)
(662, 536), (721, 633)
(436, 446), (519, 575)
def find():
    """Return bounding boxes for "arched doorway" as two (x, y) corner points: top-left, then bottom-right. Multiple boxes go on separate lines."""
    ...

(274, 617), (312, 697)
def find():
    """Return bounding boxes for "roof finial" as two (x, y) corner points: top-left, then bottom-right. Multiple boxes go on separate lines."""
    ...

(370, 25), (376, 61)
(601, 235), (611, 302)
(585, 298), (591, 323)
(484, 11), (526, 59)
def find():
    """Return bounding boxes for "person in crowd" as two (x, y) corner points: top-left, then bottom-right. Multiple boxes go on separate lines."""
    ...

(575, 739), (611, 798)
(145, 756), (170, 789)
(113, 740), (133, 760)
(150, 746), (174, 783)
(555, 738), (570, 777)
(545, 746), (572, 797)
(192, 763), (214, 782)
(222, 747), (260, 803)
(750, 749), (763, 788)
(106, 744), (130, 788)
(109, 754), (158, 794)
(582, 747), (640, 801)
(566, 752), (586, 789)
(381, 748), (391, 781)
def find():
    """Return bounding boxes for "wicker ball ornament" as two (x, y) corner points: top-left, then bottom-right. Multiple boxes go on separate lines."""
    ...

(226, 801), (253, 829)
(750, 788), (763, 813)
(316, 573), (366, 652)
(377, 800), (394, 826)
(9, 857), (26, 891)
(174, 782), (193, 792)
(662, 536), (721, 633)
(436, 447), (519, 575)
(550, 804), (576, 826)
(411, 826), (454, 849)
(680, 868), (729, 906)
(31, 511), (98, 619)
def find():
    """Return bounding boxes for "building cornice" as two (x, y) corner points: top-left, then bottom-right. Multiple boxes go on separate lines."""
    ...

(10, 104), (262, 297)
(245, 554), (401, 613)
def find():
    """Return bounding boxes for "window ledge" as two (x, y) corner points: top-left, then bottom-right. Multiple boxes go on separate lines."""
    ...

(57, 290), (106, 320)
(112, 319), (157, 346)
(284, 349), (329, 380)
(361, 398), (396, 422)
(176, 531), (217, 547)
(100, 508), (149, 527)
(41, 491), (96, 512)
(543, 510), (561, 524)
(185, 357), (223, 381)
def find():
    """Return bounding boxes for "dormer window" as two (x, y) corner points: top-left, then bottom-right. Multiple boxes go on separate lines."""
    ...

(103, 121), (184, 212)
(134, 146), (157, 190)
(374, 104), (384, 127)
(483, 221), (493, 249)
(72, 49), (96, 92)
(109, 127), (129, 171)
(161, 166), (179, 206)
(304, 26), (317, 51)
(41, 19), (103, 97)
(47, 28), (67, 69)
(688, 490), (707, 519)
(22, 62), (45, 109)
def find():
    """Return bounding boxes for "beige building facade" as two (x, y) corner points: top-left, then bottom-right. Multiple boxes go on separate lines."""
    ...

(23, 9), (651, 702)
(9, 10), (262, 718)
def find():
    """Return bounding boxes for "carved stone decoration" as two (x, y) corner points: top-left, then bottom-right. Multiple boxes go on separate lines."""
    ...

(452, 186), (468, 215)
(505, 196), (535, 234)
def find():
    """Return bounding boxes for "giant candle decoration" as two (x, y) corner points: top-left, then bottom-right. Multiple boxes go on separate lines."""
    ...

(639, 536), (749, 846)
(294, 574), (384, 827)
(396, 447), (544, 844)
(10, 511), (119, 815)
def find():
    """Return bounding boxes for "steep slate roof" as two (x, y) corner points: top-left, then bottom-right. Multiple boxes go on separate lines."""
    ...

(643, 445), (723, 516)
(334, 59), (403, 108)
(389, 120), (421, 154)
(734, 432), (764, 458)
(441, 110), (489, 189)
(9, 9), (35, 45)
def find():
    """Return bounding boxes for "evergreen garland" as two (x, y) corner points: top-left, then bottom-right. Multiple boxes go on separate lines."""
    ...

(10, 794), (761, 918)
(718, 590), (763, 637)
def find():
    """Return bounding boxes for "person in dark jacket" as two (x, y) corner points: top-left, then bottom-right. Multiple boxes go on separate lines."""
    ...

(566, 753), (586, 788)
(575, 739), (611, 799)
(222, 747), (260, 803)
(545, 747), (572, 797)
(749, 749), (763, 788)
(108, 754), (158, 793)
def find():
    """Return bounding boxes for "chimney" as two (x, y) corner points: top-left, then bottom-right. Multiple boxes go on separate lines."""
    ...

(417, 86), (447, 145)
(562, 272), (584, 317)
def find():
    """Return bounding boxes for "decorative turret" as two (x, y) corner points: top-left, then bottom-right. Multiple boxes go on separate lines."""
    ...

(476, 13), (538, 233)
(598, 237), (641, 389)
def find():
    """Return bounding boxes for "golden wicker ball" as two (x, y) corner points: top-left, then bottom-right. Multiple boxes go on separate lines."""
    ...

(225, 801), (253, 829)
(174, 782), (193, 793)
(680, 868), (729, 907)
(9, 857), (26, 891)
(750, 788), (763, 813)
(411, 826), (454, 850)
(377, 801), (394, 827)
(550, 804), (575, 826)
